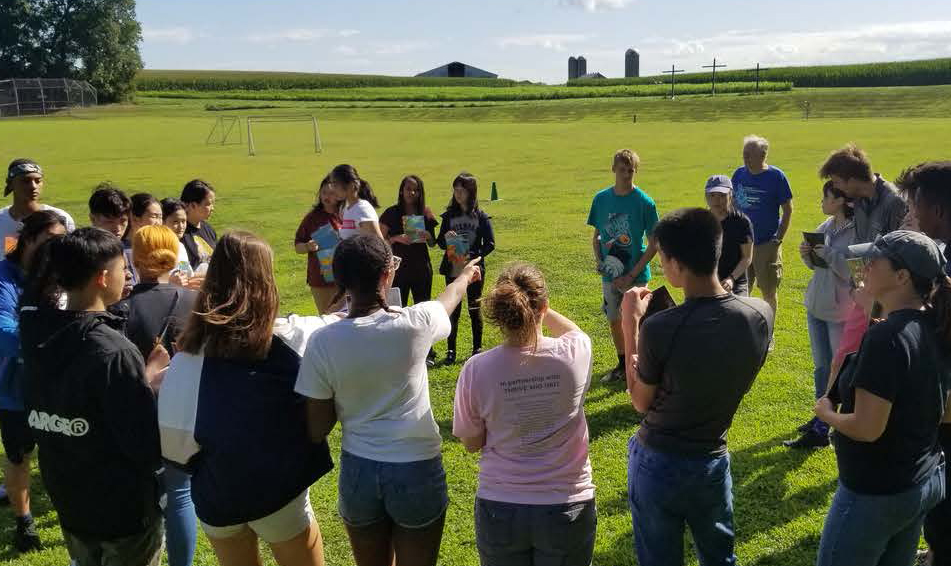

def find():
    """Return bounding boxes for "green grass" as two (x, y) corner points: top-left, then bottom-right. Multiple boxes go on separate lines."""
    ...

(1, 88), (948, 565)
(135, 69), (521, 90)
(569, 57), (951, 88)
(136, 82), (791, 103)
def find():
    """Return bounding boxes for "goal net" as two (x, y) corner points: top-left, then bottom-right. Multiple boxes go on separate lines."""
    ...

(205, 116), (242, 146)
(246, 114), (322, 156)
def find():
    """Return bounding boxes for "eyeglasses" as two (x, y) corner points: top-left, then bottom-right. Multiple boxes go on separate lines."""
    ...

(391, 256), (402, 271)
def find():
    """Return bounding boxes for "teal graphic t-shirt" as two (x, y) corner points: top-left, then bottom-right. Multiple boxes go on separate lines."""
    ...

(586, 186), (659, 284)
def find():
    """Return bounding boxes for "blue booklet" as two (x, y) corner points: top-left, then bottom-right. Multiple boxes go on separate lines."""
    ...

(311, 224), (341, 250)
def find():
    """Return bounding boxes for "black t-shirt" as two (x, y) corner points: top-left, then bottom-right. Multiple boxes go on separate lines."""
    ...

(379, 205), (438, 271)
(834, 309), (950, 495)
(718, 211), (753, 285)
(123, 283), (198, 358)
(636, 294), (774, 456)
(183, 221), (217, 270)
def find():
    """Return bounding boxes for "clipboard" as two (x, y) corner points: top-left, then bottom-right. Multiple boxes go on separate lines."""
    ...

(803, 231), (828, 269)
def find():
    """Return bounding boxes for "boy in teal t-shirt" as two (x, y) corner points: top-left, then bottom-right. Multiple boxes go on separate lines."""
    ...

(586, 149), (659, 382)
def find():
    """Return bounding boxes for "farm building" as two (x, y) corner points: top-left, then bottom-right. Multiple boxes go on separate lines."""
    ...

(578, 72), (607, 79)
(416, 62), (497, 78)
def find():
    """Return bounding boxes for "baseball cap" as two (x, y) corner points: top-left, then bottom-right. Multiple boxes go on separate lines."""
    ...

(847, 230), (946, 280)
(704, 175), (732, 195)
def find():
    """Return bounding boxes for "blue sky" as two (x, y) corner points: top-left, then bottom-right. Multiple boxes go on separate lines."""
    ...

(139, 0), (951, 83)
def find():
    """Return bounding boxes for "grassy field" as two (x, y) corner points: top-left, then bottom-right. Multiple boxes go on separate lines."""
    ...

(136, 82), (791, 103)
(569, 57), (951, 88)
(0, 88), (948, 565)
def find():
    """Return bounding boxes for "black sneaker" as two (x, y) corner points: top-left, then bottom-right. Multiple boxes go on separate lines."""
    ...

(444, 350), (456, 365)
(426, 350), (437, 368)
(600, 364), (625, 383)
(783, 429), (830, 449)
(14, 518), (42, 553)
(471, 348), (482, 358)
(797, 417), (818, 434)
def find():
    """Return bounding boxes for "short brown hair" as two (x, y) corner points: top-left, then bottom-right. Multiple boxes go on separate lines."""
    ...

(178, 231), (279, 360)
(613, 149), (640, 172)
(483, 262), (549, 351)
(819, 143), (873, 183)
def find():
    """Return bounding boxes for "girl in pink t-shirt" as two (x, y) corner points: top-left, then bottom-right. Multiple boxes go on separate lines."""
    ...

(452, 262), (596, 565)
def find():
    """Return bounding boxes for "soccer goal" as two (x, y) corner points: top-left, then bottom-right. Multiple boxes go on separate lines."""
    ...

(205, 116), (242, 146)
(246, 114), (322, 156)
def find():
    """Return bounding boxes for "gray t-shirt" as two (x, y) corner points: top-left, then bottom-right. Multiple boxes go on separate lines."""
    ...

(635, 294), (774, 457)
(853, 175), (907, 244)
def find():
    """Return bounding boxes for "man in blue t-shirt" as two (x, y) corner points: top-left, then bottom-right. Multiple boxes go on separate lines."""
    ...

(587, 149), (659, 382)
(731, 135), (793, 327)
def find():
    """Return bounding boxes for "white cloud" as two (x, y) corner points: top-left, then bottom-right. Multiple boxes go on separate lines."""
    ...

(247, 28), (360, 43)
(334, 45), (358, 56)
(635, 21), (951, 75)
(374, 41), (432, 55)
(142, 26), (197, 45)
(497, 33), (591, 51)
(559, 0), (633, 12)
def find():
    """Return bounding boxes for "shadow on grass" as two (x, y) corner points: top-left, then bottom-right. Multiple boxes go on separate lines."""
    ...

(0, 466), (64, 561)
(593, 434), (836, 566)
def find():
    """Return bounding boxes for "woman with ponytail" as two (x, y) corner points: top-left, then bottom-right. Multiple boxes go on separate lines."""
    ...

(124, 224), (199, 566)
(297, 234), (482, 566)
(814, 230), (951, 566)
(331, 164), (382, 241)
(452, 262), (596, 566)
(0, 210), (66, 552)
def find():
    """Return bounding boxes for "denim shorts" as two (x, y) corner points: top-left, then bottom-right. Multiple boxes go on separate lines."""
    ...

(338, 450), (449, 529)
(475, 497), (597, 566)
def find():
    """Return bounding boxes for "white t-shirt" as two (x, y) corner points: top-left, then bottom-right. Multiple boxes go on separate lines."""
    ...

(0, 204), (76, 252)
(339, 199), (378, 240)
(295, 301), (451, 462)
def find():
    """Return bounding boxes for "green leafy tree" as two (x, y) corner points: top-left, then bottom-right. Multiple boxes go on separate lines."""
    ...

(0, 0), (142, 102)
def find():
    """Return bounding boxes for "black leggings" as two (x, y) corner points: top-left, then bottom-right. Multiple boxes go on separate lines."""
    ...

(395, 265), (433, 307)
(445, 275), (484, 353)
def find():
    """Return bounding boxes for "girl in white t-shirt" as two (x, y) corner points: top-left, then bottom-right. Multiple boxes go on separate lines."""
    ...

(453, 262), (596, 565)
(296, 234), (482, 566)
(331, 164), (383, 241)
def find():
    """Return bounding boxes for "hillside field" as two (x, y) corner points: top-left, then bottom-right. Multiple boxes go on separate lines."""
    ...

(0, 87), (948, 565)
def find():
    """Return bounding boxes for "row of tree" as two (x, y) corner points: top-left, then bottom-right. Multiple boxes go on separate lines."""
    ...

(0, 0), (143, 102)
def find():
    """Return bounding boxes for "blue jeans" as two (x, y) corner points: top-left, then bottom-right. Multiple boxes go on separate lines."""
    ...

(163, 465), (197, 566)
(807, 314), (844, 435)
(337, 451), (448, 529)
(628, 437), (736, 566)
(474, 497), (596, 566)
(818, 462), (946, 566)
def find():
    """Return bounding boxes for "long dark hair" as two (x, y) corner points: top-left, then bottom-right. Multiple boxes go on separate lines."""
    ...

(130, 193), (159, 218)
(331, 164), (379, 208)
(311, 174), (340, 214)
(447, 172), (479, 216)
(23, 228), (124, 310)
(177, 231), (279, 360)
(6, 210), (67, 267)
(893, 259), (951, 356)
(397, 175), (426, 215)
(330, 234), (393, 313)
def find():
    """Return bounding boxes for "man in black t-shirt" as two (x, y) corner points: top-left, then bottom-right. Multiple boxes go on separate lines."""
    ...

(621, 208), (773, 566)
(180, 179), (217, 270)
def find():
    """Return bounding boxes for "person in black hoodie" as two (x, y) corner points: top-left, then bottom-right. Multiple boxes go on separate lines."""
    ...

(20, 227), (169, 566)
(436, 172), (495, 364)
(159, 231), (333, 566)
(124, 224), (199, 566)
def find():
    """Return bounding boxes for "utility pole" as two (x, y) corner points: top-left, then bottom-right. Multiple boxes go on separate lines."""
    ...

(662, 64), (685, 99)
(702, 57), (727, 94)
(754, 63), (769, 94)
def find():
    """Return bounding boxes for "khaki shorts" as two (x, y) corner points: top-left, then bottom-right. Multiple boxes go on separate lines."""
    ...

(201, 490), (313, 544)
(748, 240), (783, 296)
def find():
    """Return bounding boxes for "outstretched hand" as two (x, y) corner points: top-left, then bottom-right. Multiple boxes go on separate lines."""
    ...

(461, 257), (483, 285)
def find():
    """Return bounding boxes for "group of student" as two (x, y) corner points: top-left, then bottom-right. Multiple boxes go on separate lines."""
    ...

(0, 139), (946, 566)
